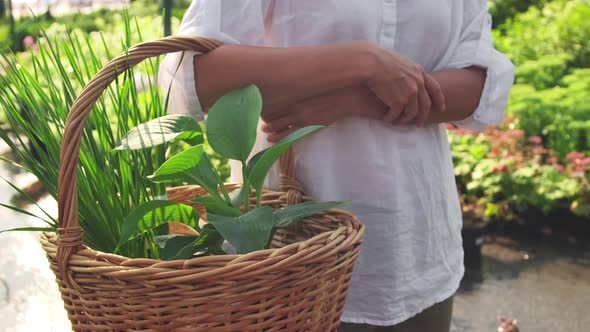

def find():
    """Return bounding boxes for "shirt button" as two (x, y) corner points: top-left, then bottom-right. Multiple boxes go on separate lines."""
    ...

(384, 29), (394, 38)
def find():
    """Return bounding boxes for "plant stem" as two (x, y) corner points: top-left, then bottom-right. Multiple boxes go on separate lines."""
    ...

(219, 179), (231, 204)
(256, 190), (262, 208)
(242, 162), (250, 212)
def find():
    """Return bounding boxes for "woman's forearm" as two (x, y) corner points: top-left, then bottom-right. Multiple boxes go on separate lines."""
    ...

(193, 42), (374, 110)
(427, 67), (487, 124)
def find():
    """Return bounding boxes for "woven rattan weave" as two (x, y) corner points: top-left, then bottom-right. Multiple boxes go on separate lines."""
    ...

(40, 36), (365, 331)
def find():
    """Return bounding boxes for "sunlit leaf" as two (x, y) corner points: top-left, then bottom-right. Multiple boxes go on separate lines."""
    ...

(149, 145), (221, 198)
(206, 85), (262, 162)
(191, 196), (241, 217)
(115, 114), (203, 150)
(119, 200), (200, 245)
(247, 126), (324, 195)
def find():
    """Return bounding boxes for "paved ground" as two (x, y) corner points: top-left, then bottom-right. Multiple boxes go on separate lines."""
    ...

(0, 169), (70, 332)
(451, 236), (590, 331)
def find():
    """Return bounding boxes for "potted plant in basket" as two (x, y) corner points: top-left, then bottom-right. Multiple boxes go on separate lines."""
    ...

(2, 35), (364, 331)
(116, 84), (346, 259)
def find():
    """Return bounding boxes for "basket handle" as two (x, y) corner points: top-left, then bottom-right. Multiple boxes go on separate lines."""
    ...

(56, 36), (304, 284)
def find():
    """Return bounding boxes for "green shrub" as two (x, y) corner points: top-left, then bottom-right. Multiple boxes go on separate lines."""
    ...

(514, 53), (571, 89)
(488, 0), (549, 27)
(449, 124), (589, 224)
(507, 68), (590, 158)
(495, 0), (590, 68)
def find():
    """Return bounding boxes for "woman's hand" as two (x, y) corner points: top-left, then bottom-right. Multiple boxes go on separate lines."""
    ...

(364, 42), (446, 126)
(262, 87), (387, 142)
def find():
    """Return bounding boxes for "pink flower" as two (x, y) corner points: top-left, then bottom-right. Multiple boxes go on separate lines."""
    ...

(493, 164), (508, 174)
(566, 151), (585, 161)
(528, 136), (542, 144)
(556, 164), (565, 173)
(23, 36), (35, 47)
(580, 157), (590, 168)
(506, 129), (525, 138)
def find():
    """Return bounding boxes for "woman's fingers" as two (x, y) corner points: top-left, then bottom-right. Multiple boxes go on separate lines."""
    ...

(415, 85), (432, 126)
(424, 73), (446, 113)
(262, 111), (300, 133)
(395, 78), (422, 125)
(266, 126), (300, 143)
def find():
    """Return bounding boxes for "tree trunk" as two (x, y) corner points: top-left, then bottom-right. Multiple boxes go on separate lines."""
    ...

(162, 0), (173, 37)
(1, 0), (6, 19)
(7, 0), (16, 50)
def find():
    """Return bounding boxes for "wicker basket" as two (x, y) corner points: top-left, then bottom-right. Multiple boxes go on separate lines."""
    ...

(40, 36), (365, 332)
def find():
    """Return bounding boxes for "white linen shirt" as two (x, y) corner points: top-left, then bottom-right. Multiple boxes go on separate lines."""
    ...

(159, 0), (515, 326)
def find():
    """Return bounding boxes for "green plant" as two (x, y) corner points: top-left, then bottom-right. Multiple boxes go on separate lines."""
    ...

(494, 0), (590, 68)
(488, 0), (549, 28)
(507, 68), (590, 158)
(514, 53), (571, 89)
(0, 17), (172, 258)
(116, 85), (345, 259)
(449, 120), (590, 224)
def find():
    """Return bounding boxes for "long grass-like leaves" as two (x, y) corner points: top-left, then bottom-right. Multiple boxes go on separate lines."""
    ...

(0, 15), (172, 258)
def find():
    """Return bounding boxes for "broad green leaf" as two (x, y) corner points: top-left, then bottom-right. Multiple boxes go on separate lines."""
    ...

(175, 131), (204, 146)
(194, 154), (225, 199)
(194, 223), (225, 252)
(273, 201), (346, 228)
(154, 234), (179, 248)
(229, 187), (245, 208)
(115, 114), (203, 150)
(191, 196), (241, 217)
(156, 224), (224, 260)
(0, 227), (56, 233)
(119, 200), (200, 245)
(247, 126), (324, 194)
(156, 235), (200, 260)
(194, 224), (225, 246)
(149, 146), (221, 199)
(207, 206), (274, 254)
(206, 85), (262, 162)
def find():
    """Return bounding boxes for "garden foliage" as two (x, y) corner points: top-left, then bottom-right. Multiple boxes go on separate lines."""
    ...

(448, 0), (590, 223)
(0, 0), (588, 237)
(0, 15), (181, 257)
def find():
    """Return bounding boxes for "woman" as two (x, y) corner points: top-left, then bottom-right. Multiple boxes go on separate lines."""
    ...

(159, 1), (515, 331)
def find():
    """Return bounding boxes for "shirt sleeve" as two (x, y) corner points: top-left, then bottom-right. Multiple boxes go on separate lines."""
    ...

(444, 1), (515, 132)
(158, 0), (267, 120)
